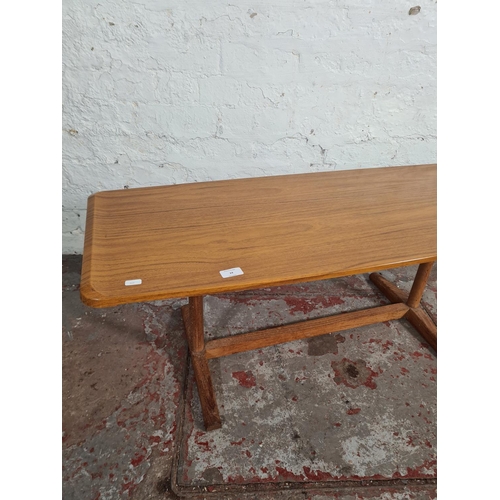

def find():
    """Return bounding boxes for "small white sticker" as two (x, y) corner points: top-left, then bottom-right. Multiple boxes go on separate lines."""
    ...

(125, 279), (142, 286)
(220, 267), (244, 278)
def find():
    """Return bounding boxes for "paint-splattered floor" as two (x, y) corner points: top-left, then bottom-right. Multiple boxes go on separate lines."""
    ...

(62, 256), (436, 499)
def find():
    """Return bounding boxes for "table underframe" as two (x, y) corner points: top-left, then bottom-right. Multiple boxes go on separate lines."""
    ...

(181, 262), (437, 431)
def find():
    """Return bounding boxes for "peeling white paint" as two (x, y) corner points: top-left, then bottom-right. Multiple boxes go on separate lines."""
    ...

(63, 0), (436, 254)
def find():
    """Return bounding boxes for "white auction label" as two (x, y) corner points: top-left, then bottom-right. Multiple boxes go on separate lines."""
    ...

(125, 279), (142, 286)
(220, 267), (244, 278)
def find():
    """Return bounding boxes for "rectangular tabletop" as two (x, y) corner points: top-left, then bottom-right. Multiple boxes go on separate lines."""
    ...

(80, 164), (436, 308)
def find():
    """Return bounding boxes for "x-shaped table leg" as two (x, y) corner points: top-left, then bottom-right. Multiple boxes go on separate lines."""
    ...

(369, 262), (437, 352)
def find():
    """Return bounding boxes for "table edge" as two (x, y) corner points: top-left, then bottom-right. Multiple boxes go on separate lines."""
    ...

(80, 256), (437, 308)
(80, 165), (437, 308)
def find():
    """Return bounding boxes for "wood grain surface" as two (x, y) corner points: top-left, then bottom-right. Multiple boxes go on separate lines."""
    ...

(80, 164), (436, 307)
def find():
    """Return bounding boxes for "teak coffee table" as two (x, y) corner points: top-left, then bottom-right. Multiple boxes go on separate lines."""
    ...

(80, 164), (437, 431)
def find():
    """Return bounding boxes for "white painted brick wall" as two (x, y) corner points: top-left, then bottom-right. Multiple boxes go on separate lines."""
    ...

(62, 0), (436, 254)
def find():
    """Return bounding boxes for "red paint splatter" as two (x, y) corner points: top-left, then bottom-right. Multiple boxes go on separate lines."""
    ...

(120, 480), (136, 494)
(406, 435), (417, 447)
(199, 458), (437, 485)
(226, 473), (247, 484)
(382, 339), (393, 351)
(275, 466), (305, 481)
(130, 453), (146, 467)
(347, 408), (361, 415)
(392, 459), (437, 478)
(365, 339), (394, 353)
(401, 367), (409, 375)
(230, 438), (246, 445)
(194, 431), (212, 452)
(283, 295), (344, 315)
(292, 396), (298, 402)
(245, 450), (252, 458)
(232, 371), (256, 388)
(161, 438), (173, 453)
(195, 440), (211, 452)
(303, 467), (335, 481)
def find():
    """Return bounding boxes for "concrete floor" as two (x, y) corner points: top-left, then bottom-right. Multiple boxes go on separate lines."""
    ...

(62, 256), (437, 500)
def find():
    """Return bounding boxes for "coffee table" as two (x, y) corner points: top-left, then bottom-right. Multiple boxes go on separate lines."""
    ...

(80, 164), (437, 431)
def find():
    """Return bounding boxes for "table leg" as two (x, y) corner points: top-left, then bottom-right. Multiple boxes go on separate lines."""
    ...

(181, 296), (222, 431)
(407, 262), (434, 308)
(369, 262), (437, 352)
